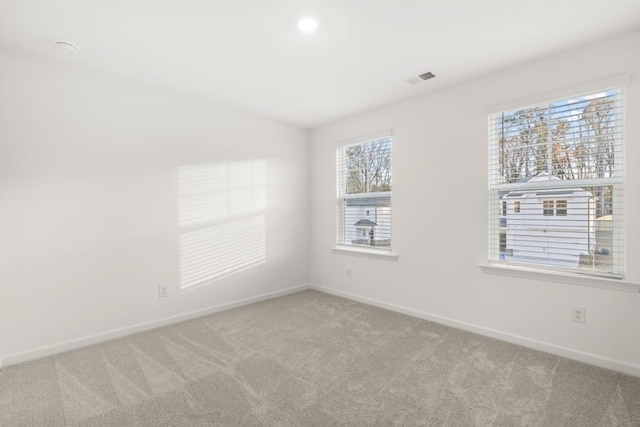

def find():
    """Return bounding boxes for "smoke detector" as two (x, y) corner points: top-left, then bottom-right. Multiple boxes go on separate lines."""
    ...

(55, 41), (78, 53)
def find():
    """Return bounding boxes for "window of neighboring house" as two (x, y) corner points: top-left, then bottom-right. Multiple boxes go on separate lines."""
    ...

(543, 200), (555, 216)
(556, 200), (568, 216)
(336, 132), (392, 250)
(502, 201), (507, 216)
(489, 86), (624, 278)
(542, 200), (568, 216)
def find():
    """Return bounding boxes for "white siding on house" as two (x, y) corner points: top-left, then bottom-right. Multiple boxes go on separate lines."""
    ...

(503, 191), (595, 267)
(343, 197), (391, 247)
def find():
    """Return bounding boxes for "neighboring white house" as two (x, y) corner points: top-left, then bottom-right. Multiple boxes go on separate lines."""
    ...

(500, 173), (596, 267)
(344, 196), (391, 247)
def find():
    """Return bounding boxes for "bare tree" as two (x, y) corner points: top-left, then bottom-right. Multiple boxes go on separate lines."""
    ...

(581, 96), (616, 215)
(345, 138), (392, 194)
(498, 92), (617, 195)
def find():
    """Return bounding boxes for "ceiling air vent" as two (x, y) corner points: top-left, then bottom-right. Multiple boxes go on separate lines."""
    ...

(406, 71), (436, 85)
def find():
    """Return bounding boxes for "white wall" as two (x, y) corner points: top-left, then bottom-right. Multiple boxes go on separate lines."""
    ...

(310, 31), (640, 374)
(0, 50), (310, 364)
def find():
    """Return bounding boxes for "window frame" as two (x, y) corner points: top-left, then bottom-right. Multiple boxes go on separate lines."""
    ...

(487, 79), (626, 280)
(335, 130), (393, 254)
(555, 200), (568, 216)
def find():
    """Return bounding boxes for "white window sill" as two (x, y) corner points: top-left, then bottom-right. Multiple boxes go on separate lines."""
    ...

(479, 262), (640, 293)
(332, 246), (399, 261)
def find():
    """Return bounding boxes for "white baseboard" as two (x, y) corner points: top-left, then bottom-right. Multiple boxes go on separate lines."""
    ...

(0, 283), (311, 369)
(309, 283), (640, 378)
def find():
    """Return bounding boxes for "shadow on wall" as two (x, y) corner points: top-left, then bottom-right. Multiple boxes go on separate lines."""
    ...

(178, 160), (266, 291)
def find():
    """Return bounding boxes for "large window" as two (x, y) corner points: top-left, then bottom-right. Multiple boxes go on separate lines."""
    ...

(489, 87), (624, 277)
(337, 133), (392, 250)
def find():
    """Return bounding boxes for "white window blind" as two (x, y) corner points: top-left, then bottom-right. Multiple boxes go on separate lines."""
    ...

(337, 133), (392, 250)
(489, 87), (624, 278)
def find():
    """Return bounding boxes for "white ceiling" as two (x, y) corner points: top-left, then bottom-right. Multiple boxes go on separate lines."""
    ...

(1, 1), (640, 128)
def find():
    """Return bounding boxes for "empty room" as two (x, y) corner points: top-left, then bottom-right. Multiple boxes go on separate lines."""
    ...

(1, 1), (639, 426)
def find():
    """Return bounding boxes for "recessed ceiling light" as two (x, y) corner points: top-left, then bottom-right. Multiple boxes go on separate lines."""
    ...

(297, 16), (319, 33)
(55, 41), (78, 53)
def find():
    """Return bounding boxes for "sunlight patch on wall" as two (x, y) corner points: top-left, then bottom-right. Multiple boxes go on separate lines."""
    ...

(178, 160), (266, 290)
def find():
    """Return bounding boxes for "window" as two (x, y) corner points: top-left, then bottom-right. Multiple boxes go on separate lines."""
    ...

(489, 86), (624, 277)
(542, 200), (567, 216)
(556, 200), (567, 216)
(337, 133), (392, 250)
(543, 200), (555, 216)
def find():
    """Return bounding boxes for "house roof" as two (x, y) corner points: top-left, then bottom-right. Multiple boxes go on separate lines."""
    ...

(503, 187), (593, 199)
(502, 172), (592, 199)
(510, 171), (558, 185)
(354, 219), (377, 227)
(535, 189), (587, 196)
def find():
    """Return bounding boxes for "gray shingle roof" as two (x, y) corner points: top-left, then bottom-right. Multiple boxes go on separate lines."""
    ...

(354, 219), (377, 227)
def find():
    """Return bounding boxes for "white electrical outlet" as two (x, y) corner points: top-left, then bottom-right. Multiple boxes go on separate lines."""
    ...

(158, 285), (168, 298)
(346, 268), (352, 278)
(571, 307), (585, 323)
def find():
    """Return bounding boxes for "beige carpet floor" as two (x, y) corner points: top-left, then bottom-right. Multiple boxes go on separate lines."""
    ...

(0, 289), (639, 426)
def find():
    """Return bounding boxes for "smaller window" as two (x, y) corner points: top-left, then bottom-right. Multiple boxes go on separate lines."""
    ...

(514, 201), (521, 214)
(556, 200), (567, 216)
(337, 133), (392, 250)
(543, 200), (554, 216)
(502, 201), (507, 216)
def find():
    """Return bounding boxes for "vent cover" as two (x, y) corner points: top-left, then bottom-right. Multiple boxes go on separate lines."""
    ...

(418, 71), (435, 80)
(406, 71), (436, 85)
